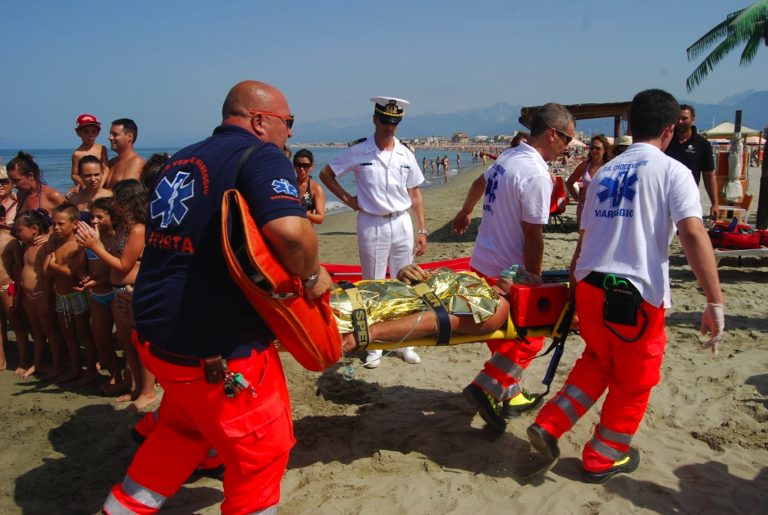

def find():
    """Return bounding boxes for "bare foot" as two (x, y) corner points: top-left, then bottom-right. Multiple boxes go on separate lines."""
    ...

(76, 370), (101, 386)
(43, 368), (64, 381)
(56, 370), (81, 383)
(21, 365), (37, 378)
(15, 367), (27, 377)
(125, 392), (157, 412)
(115, 392), (134, 403)
(102, 375), (131, 396)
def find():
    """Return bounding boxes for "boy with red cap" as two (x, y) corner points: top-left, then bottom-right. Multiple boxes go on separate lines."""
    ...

(71, 114), (109, 191)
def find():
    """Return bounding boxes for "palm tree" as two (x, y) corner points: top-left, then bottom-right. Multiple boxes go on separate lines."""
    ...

(686, 1), (768, 92)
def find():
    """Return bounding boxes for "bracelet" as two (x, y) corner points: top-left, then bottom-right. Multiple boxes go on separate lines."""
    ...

(302, 272), (319, 288)
(417, 229), (428, 235)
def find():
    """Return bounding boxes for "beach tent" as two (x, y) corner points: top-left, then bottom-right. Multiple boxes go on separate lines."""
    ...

(702, 122), (760, 139)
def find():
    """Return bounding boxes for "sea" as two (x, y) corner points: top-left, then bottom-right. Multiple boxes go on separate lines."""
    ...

(0, 146), (482, 214)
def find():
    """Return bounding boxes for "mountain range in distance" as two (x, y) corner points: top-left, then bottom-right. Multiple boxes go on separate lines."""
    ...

(292, 89), (768, 144)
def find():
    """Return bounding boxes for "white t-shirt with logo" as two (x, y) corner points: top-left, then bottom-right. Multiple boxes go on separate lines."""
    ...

(470, 142), (553, 276)
(575, 143), (702, 308)
(329, 136), (424, 215)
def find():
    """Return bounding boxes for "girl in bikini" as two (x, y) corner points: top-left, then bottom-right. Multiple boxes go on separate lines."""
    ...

(76, 197), (120, 392)
(76, 180), (155, 410)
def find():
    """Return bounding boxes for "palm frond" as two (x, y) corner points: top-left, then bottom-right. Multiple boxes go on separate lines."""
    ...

(686, 33), (749, 92)
(740, 25), (764, 64)
(730, 0), (768, 40)
(686, 9), (744, 60)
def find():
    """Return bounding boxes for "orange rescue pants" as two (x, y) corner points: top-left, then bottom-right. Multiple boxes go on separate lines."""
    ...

(534, 280), (666, 472)
(103, 333), (295, 514)
(470, 269), (544, 400)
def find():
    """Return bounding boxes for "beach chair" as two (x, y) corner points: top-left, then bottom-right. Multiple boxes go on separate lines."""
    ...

(546, 176), (568, 232)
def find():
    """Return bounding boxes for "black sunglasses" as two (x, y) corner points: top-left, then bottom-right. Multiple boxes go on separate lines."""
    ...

(0, 179), (10, 186)
(548, 125), (573, 145)
(294, 162), (312, 169)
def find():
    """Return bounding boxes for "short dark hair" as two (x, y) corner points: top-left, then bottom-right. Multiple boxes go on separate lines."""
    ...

(77, 155), (103, 174)
(53, 202), (80, 222)
(141, 153), (170, 190)
(15, 209), (49, 234)
(679, 104), (696, 117)
(530, 103), (575, 138)
(629, 89), (680, 141)
(293, 148), (314, 165)
(112, 118), (138, 143)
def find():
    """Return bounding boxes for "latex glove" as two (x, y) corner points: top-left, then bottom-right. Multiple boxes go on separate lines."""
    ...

(700, 303), (724, 354)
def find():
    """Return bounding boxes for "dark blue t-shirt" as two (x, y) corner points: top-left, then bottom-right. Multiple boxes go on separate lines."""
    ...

(133, 124), (306, 358)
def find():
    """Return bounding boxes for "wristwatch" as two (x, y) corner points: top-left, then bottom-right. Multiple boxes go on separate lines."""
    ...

(417, 229), (428, 235)
(302, 272), (319, 288)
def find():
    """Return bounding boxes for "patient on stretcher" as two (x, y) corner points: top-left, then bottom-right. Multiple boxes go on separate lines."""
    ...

(331, 264), (521, 352)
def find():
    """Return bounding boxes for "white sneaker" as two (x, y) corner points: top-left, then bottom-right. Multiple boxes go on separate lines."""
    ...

(363, 350), (382, 369)
(397, 347), (421, 364)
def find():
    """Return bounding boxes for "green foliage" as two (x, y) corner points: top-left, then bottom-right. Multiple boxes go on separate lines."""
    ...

(686, 1), (768, 92)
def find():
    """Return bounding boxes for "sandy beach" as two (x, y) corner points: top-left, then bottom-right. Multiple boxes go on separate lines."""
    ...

(1, 162), (766, 514)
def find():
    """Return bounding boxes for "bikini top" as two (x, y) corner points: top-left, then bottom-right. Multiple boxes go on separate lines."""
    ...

(300, 177), (316, 212)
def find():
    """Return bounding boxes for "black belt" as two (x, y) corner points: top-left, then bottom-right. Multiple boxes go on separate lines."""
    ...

(582, 271), (640, 295)
(147, 343), (206, 367)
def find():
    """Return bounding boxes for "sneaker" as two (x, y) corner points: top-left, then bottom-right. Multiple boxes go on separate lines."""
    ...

(463, 384), (506, 432)
(363, 350), (382, 369)
(396, 347), (421, 364)
(527, 423), (560, 464)
(502, 390), (544, 419)
(582, 447), (640, 484)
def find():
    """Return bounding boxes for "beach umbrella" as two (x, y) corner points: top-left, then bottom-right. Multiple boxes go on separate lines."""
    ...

(568, 138), (587, 147)
(725, 131), (744, 202)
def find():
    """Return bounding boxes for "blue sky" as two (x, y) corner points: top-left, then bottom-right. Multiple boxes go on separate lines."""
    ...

(1, 0), (765, 148)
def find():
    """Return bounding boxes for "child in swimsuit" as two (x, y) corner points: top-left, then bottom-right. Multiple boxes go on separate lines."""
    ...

(76, 180), (155, 410)
(43, 203), (98, 385)
(15, 210), (58, 379)
(76, 197), (120, 392)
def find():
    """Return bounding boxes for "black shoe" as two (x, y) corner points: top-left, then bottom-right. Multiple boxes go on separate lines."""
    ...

(527, 423), (560, 463)
(463, 384), (506, 432)
(502, 390), (544, 419)
(581, 447), (640, 484)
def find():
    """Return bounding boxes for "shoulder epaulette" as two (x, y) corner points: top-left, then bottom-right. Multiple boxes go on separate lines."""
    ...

(347, 137), (367, 147)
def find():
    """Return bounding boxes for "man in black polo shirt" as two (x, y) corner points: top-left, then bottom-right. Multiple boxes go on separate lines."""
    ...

(665, 104), (718, 218)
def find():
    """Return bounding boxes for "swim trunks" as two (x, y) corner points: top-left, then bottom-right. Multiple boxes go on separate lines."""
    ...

(55, 290), (91, 316)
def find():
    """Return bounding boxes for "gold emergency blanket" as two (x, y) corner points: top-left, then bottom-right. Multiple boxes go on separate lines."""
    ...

(330, 268), (500, 334)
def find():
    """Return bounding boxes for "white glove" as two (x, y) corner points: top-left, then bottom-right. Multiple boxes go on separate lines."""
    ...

(700, 303), (725, 355)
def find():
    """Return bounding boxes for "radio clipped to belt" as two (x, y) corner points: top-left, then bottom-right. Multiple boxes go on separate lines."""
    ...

(588, 272), (648, 343)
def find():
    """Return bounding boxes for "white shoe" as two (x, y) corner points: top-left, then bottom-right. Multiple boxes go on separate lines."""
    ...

(364, 350), (382, 369)
(397, 347), (421, 364)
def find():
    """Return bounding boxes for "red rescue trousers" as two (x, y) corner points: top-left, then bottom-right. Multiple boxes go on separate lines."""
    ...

(534, 280), (666, 472)
(469, 268), (544, 401)
(103, 332), (295, 515)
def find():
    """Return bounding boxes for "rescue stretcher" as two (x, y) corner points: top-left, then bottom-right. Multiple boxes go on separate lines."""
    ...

(221, 189), (574, 384)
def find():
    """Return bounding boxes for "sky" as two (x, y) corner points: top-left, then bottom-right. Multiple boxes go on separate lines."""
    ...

(1, 0), (766, 148)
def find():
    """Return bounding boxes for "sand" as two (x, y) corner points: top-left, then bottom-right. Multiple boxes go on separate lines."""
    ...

(1, 163), (766, 514)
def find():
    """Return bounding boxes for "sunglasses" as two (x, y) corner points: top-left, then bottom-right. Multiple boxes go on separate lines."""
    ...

(590, 146), (604, 151)
(548, 125), (573, 145)
(0, 179), (10, 186)
(248, 110), (294, 129)
(294, 162), (312, 169)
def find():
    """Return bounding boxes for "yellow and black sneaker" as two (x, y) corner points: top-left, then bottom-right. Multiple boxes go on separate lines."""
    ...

(582, 447), (640, 484)
(463, 384), (506, 432)
(502, 389), (544, 419)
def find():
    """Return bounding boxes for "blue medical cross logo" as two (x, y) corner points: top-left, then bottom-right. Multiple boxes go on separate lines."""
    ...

(272, 178), (298, 197)
(150, 171), (195, 228)
(597, 170), (638, 208)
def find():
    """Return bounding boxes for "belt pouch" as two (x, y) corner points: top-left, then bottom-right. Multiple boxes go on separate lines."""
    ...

(204, 356), (224, 384)
(603, 285), (640, 326)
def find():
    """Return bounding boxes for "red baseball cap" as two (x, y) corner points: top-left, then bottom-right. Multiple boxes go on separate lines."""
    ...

(76, 113), (101, 130)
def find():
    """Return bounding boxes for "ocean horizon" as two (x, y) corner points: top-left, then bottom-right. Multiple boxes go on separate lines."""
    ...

(0, 146), (487, 214)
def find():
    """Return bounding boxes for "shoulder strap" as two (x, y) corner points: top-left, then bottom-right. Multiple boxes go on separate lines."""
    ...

(234, 142), (265, 186)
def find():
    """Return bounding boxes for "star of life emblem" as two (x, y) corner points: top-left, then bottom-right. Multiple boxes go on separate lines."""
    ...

(150, 171), (196, 228)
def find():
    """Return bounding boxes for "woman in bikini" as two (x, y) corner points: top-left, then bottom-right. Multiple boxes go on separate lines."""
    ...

(6, 151), (65, 215)
(565, 134), (610, 227)
(293, 149), (326, 225)
(76, 179), (155, 410)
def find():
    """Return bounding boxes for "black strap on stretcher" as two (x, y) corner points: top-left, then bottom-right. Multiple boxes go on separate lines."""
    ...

(338, 282), (370, 350)
(410, 281), (452, 346)
(537, 301), (575, 396)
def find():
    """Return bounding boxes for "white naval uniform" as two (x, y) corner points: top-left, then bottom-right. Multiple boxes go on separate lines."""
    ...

(329, 135), (425, 280)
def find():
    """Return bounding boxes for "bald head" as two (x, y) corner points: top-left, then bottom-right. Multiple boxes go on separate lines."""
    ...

(221, 80), (286, 120)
